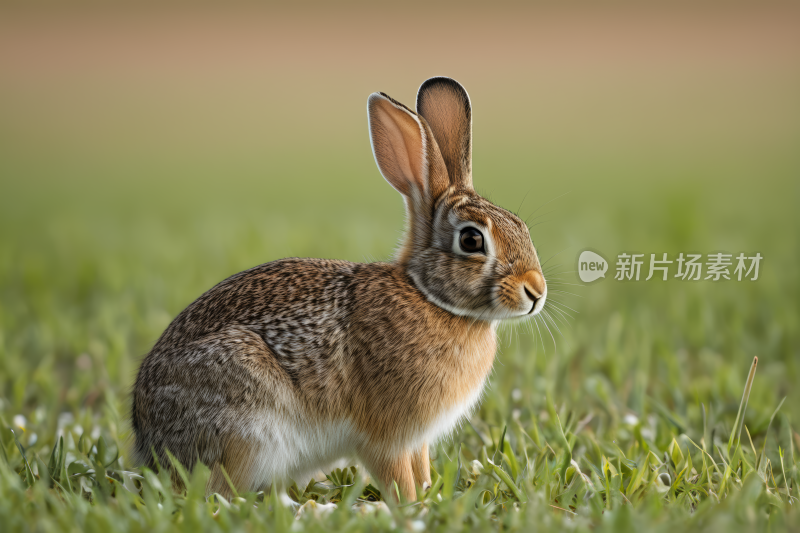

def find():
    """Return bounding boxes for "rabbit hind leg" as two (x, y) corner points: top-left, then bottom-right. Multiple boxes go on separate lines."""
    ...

(207, 433), (263, 499)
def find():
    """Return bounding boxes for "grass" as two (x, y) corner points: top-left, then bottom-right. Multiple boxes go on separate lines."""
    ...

(1, 155), (798, 531)
(1, 5), (799, 528)
(1, 352), (798, 532)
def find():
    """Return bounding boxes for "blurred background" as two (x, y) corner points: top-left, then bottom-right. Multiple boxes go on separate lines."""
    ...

(0, 2), (798, 457)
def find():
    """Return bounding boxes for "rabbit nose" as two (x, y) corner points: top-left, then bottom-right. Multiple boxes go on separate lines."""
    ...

(522, 270), (546, 301)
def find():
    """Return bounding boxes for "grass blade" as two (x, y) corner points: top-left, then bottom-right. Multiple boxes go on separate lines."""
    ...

(486, 458), (526, 502)
(493, 425), (507, 464)
(758, 397), (786, 471)
(728, 356), (758, 453)
(10, 429), (35, 488)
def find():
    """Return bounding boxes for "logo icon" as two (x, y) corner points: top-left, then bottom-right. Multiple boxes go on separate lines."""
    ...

(578, 251), (608, 283)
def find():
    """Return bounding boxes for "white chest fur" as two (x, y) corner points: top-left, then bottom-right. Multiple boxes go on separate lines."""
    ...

(423, 377), (487, 446)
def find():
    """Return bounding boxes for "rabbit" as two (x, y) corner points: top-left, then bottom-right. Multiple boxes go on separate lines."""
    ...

(131, 76), (547, 501)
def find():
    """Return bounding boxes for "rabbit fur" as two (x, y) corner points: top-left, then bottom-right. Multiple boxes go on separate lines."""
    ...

(132, 77), (547, 501)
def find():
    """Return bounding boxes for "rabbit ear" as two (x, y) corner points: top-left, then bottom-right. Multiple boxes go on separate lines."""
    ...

(416, 77), (473, 190)
(368, 92), (449, 201)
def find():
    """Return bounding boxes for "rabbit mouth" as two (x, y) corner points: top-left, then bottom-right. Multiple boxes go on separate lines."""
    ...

(524, 286), (547, 317)
(522, 280), (547, 317)
(524, 286), (540, 314)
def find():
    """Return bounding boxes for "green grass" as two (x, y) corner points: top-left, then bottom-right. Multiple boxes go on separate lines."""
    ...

(1, 16), (800, 527)
(1, 148), (798, 530)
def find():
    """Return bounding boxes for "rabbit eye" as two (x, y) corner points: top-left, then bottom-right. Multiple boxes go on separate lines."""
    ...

(459, 227), (484, 254)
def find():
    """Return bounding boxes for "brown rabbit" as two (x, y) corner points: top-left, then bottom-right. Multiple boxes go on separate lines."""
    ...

(132, 77), (547, 501)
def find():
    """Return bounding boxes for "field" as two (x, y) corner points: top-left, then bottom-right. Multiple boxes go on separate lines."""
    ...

(1, 3), (799, 531)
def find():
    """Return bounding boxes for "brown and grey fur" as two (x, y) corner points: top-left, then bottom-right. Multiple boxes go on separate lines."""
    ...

(132, 77), (546, 501)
